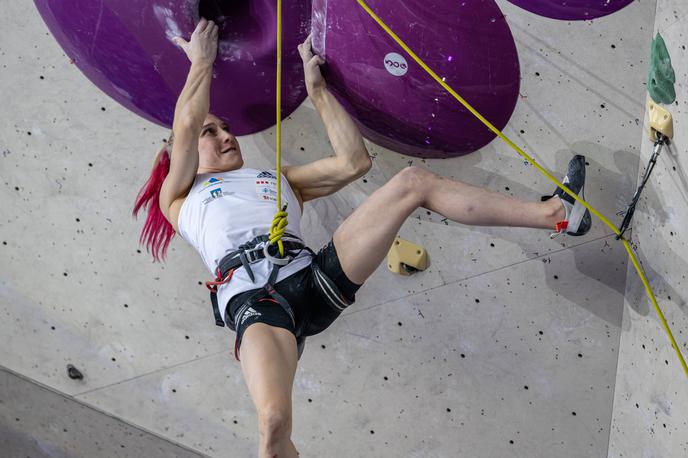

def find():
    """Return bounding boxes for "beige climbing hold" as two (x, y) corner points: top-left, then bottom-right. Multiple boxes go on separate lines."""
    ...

(647, 99), (674, 141)
(387, 236), (428, 276)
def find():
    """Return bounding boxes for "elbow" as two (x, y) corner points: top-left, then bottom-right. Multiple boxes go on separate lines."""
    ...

(351, 154), (372, 178)
(173, 111), (203, 133)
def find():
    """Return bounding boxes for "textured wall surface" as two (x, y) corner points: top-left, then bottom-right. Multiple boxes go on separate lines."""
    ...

(2, 0), (684, 457)
(608, 1), (688, 457)
(0, 367), (205, 457)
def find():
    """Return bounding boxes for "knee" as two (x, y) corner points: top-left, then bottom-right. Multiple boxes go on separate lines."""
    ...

(390, 166), (435, 201)
(258, 409), (292, 445)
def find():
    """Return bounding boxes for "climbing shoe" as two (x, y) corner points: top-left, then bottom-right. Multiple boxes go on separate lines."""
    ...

(541, 154), (591, 238)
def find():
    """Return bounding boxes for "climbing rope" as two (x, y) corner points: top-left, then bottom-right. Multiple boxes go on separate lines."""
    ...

(356, 0), (687, 377)
(270, 0), (288, 257)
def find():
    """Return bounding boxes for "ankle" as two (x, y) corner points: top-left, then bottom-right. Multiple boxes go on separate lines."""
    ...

(545, 197), (566, 226)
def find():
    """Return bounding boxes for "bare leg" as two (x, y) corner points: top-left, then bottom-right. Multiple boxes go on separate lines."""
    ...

(333, 166), (565, 285)
(240, 323), (300, 458)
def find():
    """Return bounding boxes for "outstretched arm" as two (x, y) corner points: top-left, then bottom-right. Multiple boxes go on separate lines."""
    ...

(283, 35), (372, 203)
(159, 19), (218, 229)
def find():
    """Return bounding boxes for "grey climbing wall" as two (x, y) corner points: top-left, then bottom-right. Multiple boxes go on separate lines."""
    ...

(0, 367), (206, 457)
(608, 1), (688, 457)
(1, 0), (685, 457)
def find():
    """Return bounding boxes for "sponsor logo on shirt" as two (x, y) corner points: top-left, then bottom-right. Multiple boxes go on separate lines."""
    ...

(202, 177), (224, 188)
(257, 171), (277, 179)
(256, 171), (277, 202)
(195, 172), (281, 204)
(202, 187), (234, 205)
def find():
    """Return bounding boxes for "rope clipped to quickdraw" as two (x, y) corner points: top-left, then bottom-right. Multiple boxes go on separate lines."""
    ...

(356, 0), (687, 376)
(270, 0), (287, 257)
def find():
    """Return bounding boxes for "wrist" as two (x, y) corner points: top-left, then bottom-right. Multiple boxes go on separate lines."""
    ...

(309, 86), (328, 105)
(190, 60), (214, 71)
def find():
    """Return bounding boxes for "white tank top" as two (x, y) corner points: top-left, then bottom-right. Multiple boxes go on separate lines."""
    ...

(177, 168), (313, 313)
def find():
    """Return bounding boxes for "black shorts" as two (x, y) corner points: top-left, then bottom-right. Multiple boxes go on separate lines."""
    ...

(225, 239), (362, 356)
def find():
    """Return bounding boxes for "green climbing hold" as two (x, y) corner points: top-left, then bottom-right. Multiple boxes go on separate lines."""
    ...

(648, 33), (676, 104)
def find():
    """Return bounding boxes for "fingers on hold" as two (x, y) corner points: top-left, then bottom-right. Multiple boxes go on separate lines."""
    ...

(302, 46), (313, 58)
(198, 18), (216, 34)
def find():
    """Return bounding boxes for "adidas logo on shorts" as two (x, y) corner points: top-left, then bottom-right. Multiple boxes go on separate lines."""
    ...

(240, 307), (262, 326)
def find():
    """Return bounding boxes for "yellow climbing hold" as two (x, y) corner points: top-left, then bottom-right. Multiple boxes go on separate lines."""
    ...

(387, 236), (428, 276)
(647, 99), (674, 141)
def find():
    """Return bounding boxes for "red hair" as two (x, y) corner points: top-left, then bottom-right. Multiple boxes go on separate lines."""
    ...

(132, 140), (175, 262)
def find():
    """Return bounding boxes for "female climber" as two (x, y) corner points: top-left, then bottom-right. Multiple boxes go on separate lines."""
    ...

(133, 18), (590, 458)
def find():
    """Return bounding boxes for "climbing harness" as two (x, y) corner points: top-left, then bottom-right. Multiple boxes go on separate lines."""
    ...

(205, 234), (305, 328)
(356, 0), (687, 376)
(205, 233), (303, 360)
(205, 233), (353, 360)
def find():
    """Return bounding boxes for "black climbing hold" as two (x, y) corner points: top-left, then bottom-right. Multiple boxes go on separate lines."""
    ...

(66, 364), (84, 380)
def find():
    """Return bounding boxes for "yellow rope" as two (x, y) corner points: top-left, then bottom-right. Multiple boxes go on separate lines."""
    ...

(270, 0), (287, 256)
(356, 0), (687, 377)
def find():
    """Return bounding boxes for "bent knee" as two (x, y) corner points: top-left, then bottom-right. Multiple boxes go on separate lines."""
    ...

(389, 166), (435, 198)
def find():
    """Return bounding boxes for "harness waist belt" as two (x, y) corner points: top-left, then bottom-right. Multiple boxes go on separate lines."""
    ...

(206, 234), (305, 327)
